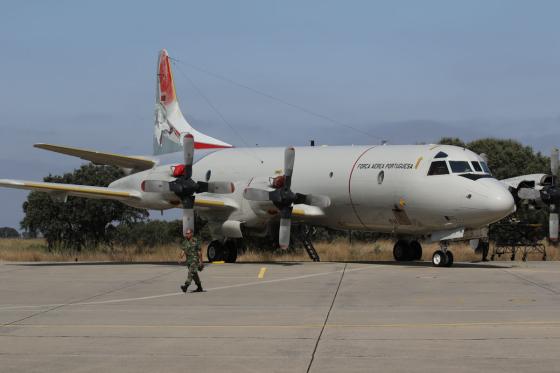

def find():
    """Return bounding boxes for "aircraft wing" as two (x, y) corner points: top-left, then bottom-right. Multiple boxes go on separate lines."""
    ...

(500, 174), (550, 189)
(34, 143), (156, 171)
(0, 179), (142, 202)
(194, 195), (239, 210)
(292, 204), (326, 217)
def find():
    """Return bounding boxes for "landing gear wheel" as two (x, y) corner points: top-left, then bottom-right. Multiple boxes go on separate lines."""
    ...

(223, 240), (238, 263)
(207, 240), (224, 263)
(432, 250), (448, 267)
(444, 251), (454, 267)
(409, 241), (423, 261)
(393, 240), (410, 261)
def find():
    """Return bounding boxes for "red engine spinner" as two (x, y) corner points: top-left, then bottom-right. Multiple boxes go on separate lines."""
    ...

(172, 164), (186, 177)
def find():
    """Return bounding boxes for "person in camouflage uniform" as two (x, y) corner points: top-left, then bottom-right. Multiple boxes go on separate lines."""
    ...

(179, 228), (204, 293)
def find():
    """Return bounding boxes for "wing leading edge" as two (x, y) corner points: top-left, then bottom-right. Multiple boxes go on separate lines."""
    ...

(34, 143), (156, 171)
(0, 179), (141, 202)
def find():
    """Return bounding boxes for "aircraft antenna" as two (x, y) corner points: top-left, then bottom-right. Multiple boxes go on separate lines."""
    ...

(170, 57), (385, 142)
(171, 61), (264, 164)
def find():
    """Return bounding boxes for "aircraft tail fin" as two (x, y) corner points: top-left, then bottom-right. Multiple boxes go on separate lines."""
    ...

(153, 49), (232, 155)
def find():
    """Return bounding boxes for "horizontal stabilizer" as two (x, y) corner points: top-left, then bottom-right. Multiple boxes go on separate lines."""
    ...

(0, 179), (141, 202)
(34, 143), (156, 171)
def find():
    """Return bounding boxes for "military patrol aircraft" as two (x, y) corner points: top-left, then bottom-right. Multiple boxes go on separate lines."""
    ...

(1, 49), (556, 267)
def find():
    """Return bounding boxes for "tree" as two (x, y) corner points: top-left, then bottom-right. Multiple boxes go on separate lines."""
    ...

(0, 227), (20, 238)
(21, 164), (148, 250)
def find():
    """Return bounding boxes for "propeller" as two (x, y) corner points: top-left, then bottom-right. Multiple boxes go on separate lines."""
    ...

(244, 147), (330, 249)
(516, 147), (559, 242)
(548, 148), (559, 241)
(142, 133), (233, 236)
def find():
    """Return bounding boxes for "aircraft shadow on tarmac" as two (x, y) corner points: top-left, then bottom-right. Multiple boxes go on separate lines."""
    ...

(342, 260), (512, 269)
(8, 260), (510, 269)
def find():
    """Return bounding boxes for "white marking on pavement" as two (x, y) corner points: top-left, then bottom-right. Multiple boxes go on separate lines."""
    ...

(0, 264), (370, 311)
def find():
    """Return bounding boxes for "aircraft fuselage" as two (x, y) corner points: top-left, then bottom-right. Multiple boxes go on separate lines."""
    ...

(110, 144), (515, 237)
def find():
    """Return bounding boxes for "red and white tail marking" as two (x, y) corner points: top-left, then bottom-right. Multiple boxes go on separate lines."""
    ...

(158, 49), (176, 106)
(154, 49), (232, 155)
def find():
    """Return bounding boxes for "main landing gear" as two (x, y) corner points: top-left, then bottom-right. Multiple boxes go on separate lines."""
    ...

(432, 242), (454, 267)
(393, 240), (423, 261)
(207, 239), (243, 263)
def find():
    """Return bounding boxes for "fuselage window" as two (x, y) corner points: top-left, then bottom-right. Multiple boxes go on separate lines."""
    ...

(471, 161), (482, 172)
(480, 161), (492, 175)
(449, 161), (473, 173)
(427, 161), (450, 175)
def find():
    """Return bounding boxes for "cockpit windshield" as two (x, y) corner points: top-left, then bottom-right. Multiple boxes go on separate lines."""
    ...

(448, 161), (473, 173)
(427, 161), (449, 175)
(480, 161), (492, 175)
(471, 161), (482, 172)
(427, 155), (492, 176)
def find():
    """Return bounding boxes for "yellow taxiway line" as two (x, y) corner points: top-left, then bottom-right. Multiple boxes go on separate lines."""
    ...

(258, 267), (267, 279)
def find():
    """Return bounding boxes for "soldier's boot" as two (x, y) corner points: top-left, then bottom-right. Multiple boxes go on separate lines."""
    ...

(180, 283), (189, 293)
(194, 278), (203, 292)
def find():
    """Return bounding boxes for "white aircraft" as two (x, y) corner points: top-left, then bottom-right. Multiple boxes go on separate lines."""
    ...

(1, 49), (556, 267)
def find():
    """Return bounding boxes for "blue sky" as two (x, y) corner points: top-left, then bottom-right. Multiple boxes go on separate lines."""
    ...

(1, 0), (560, 229)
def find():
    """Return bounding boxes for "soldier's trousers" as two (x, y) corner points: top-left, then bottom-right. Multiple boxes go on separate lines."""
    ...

(185, 262), (202, 288)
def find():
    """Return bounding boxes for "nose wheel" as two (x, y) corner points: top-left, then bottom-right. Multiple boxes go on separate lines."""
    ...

(432, 242), (454, 267)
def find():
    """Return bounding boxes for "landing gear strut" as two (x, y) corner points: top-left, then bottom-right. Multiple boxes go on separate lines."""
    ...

(432, 242), (454, 267)
(393, 240), (423, 261)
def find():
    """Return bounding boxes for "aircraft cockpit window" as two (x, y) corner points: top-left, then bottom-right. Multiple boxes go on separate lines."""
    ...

(434, 151), (448, 159)
(471, 161), (482, 172)
(449, 161), (473, 173)
(427, 161), (449, 175)
(480, 161), (492, 175)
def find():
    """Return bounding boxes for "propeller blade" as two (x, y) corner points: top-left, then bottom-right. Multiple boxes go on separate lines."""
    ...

(183, 133), (195, 172)
(142, 180), (170, 193)
(304, 194), (331, 208)
(206, 181), (235, 194)
(279, 217), (291, 249)
(244, 188), (272, 201)
(284, 147), (296, 184)
(550, 212), (559, 241)
(552, 148), (559, 178)
(518, 188), (541, 201)
(182, 208), (195, 236)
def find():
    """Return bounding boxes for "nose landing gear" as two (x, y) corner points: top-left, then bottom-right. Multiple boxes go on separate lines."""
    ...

(432, 241), (454, 267)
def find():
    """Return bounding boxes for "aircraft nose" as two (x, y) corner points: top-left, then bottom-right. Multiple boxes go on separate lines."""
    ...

(479, 179), (516, 217)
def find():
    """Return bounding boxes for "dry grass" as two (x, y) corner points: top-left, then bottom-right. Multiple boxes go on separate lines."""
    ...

(0, 239), (181, 263)
(238, 238), (560, 263)
(1, 238), (558, 263)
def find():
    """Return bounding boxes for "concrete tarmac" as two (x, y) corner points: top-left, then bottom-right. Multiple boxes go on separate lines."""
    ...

(1, 259), (560, 372)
